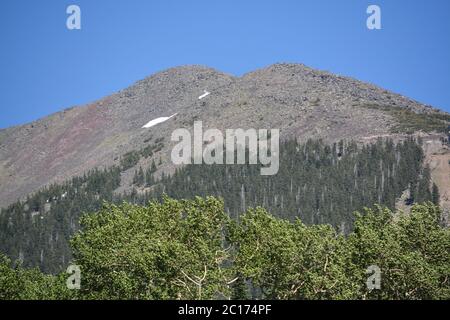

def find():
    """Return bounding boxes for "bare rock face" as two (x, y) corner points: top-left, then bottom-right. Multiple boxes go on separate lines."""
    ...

(0, 63), (447, 208)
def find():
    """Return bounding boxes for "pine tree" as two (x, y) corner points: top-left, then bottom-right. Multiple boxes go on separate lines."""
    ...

(432, 183), (440, 205)
(137, 167), (145, 186)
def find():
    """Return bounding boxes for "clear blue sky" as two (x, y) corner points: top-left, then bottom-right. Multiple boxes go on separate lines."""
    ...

(1, 0), (449, 128)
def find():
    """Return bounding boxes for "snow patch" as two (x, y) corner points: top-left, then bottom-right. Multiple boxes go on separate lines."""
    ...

(142, 113), (177, 129)
(198, 90), (210, 100)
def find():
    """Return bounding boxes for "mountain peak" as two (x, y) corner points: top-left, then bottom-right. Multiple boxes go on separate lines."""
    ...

(0, 63), (449, 208)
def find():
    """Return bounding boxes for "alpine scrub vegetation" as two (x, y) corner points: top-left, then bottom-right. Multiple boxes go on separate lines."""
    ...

(0, 196), (448, 300)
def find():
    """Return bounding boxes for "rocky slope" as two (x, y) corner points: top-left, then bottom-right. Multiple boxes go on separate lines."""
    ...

(0, 63), (448, 208)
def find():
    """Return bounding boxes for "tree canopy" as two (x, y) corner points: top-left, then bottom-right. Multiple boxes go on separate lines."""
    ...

(1, 197), (448, 300)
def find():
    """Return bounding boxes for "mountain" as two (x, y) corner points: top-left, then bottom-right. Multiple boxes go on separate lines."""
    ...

(1, 63), (449, 209)
(1, 63), (450, 273)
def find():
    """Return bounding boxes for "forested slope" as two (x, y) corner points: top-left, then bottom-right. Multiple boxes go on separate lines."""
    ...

(0, 137), (437, 273)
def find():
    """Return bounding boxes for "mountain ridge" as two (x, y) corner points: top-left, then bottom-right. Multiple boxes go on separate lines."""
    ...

(0, 63), (449, 208)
